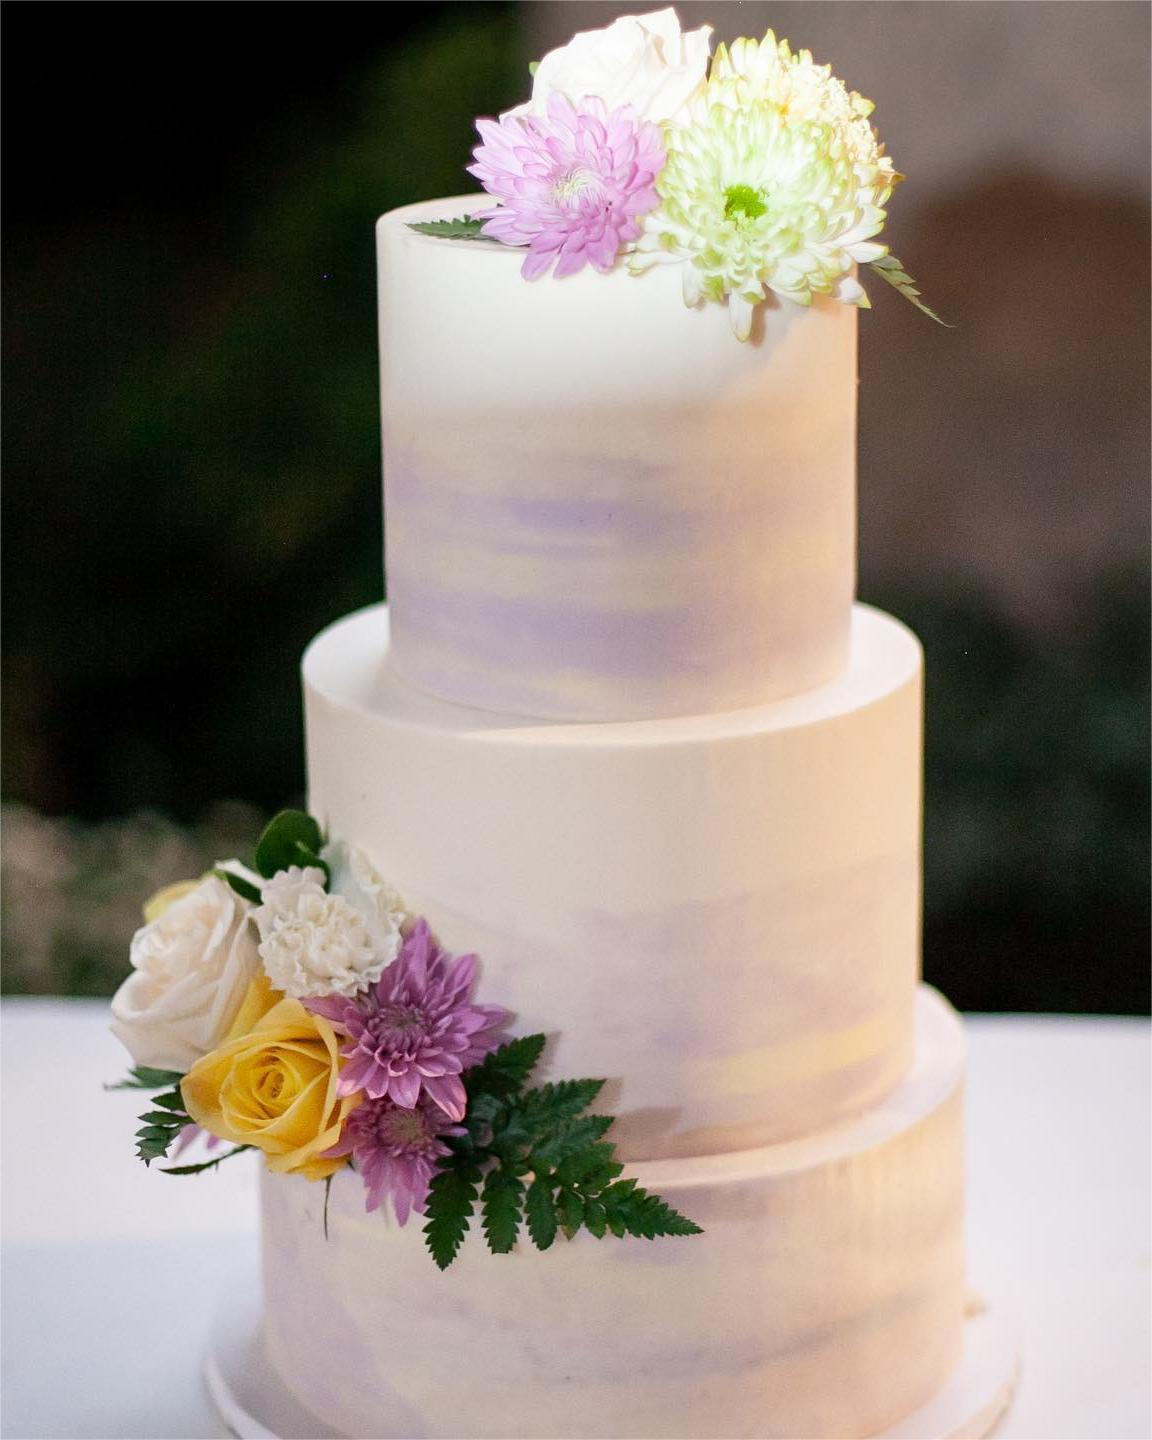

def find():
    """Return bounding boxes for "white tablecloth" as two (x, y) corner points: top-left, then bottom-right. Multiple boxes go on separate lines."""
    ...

(1, 999), (1148, 1440)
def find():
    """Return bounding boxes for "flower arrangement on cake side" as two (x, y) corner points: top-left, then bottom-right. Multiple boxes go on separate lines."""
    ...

(411, 7), (944, 340)
(108, 810), (701, 1268)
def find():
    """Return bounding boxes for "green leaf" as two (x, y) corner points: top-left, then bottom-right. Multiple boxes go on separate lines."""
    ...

(488, 1079), (609, 1163)
(869, 255), (953, 327)
(529, 1114), (614, 1169)
(519, 1078), (605, 1129)
(213, 867), (262, 904)
(425, 1035), (704, 1265)
(136, 1135), (175, 1165)
(576, 1159), (625, 1196)
(481, 1168), (524, 1254)
(583, 1199), (607, 1239)
(254, 810), (328, 882)
(463, 1091), (505, 1129)
(524, 1177), (557, 1251)
(556, 1188), (584, 1238)
(323, 1175), (333, 1241)
(423, 1163), (481, 1271)
(555, 1142), (616, 1189)
(599, 1178), (639, 1203)
(161, 1145), (253, 1176)
(150, 1089), (189, 1112)
(609, 1187), (703, 1240)
(136, 1124), (177, 1142)
(406, 216), (501, 244)
(137, 1110), (184, 1127)
(465, 1034), (546, 1102)
(105, 1066), (185, 1091)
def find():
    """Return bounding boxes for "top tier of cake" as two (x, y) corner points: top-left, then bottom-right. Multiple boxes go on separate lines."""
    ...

(378, 198), (858, 722)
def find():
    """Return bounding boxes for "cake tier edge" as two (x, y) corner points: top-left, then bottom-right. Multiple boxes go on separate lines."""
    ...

(261, 985), (966, 1440)
(303, 600), (923, 1159)
(378, 196), (857, 722)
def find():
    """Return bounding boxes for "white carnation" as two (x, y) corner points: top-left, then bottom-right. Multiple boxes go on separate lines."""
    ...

(507, 7), (711, 124)
(111, 872), (260, 1072)
(322, 839), (406, 970)
(255, 865), (387, 1000)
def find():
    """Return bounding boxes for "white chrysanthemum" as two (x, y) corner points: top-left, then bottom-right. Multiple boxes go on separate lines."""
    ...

(255, 864), (388, 1000)
(711, 32), (876, 128)
(630, 32), (897, 340)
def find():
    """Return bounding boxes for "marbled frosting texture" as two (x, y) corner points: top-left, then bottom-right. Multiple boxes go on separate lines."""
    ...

(262, 188), (970, 1440)
(303, 602), (923, 1160)
(262, 988), (966, 1440)
(378, 198), (856, 721)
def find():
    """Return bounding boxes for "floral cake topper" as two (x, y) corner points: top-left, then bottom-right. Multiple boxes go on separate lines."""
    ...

(108, 810), (701, 1268)
(412, 8), (943, 339)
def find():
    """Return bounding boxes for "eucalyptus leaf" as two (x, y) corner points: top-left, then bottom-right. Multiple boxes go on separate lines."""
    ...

(214, 867), (262, 904)
(254, 809), (328, 882)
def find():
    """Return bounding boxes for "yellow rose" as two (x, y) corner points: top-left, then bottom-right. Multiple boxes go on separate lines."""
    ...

(181, 972), (359, 1180)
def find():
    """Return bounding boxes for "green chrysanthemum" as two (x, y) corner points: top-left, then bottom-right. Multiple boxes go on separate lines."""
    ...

(630, 31), (899, 340)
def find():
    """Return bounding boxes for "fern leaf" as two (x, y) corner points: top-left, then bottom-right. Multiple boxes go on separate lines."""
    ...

(610, 1187), (704, 1240)
(555, 1142), (616, 1189)
(407, 216), (500, 243)
(105, 1066), (185, 1091)
(481, 1168), (524, 1254)
(529, 1114), (614, 1169)
(556, 1188), (584, 1238)
(524, 1177), (558, 1251)
(423, 1163), (481, 1270)
(465, 1034), (547, 1101)
(161, 1145), (253, 1177)
(869, 255), (953, 327)
(518, 1078), (605, 1129)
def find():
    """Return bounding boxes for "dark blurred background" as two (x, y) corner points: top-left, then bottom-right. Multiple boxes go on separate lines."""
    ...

(3, 2), (1149, 1012)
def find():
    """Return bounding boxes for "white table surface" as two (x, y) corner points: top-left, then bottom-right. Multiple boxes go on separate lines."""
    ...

(1, 998), (1148, 1440)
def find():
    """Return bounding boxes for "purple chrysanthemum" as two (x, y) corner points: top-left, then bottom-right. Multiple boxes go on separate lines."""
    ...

(326, 1093), (463, 1225)
(305, 919), (507, 1121)
(467, 92), (666, 280)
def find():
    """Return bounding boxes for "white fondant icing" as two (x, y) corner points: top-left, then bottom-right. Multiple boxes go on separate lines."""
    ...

(303, 601), (923, 1159)
(261, 987), (966, 1440)
(377, 197), (857, 721)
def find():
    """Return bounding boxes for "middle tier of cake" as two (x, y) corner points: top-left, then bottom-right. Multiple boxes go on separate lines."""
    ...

(304, 601), (923, 1160)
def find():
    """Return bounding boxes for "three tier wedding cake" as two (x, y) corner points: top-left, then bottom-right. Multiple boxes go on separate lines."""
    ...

(109, 12), (1004, 1438)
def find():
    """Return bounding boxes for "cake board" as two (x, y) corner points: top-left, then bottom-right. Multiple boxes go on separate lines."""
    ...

(205, 1283), (1019, 1440)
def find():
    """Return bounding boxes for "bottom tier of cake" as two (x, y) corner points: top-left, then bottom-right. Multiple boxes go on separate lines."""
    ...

(260, 986), (966, 1440)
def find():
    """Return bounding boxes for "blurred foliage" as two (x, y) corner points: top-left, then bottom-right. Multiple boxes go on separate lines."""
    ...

(4, 3), (526, 820)
(1, 801), (266, 997)
(2, 5), (1148, 1010)
(4, 567), (1147, 1008)
(871, 568), (1150, 1014)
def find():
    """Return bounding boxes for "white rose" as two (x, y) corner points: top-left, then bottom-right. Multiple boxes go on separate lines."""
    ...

(507, 7), (712, 124)
(111, 872), (260, 1072)
(254, 862), (396, 1000)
